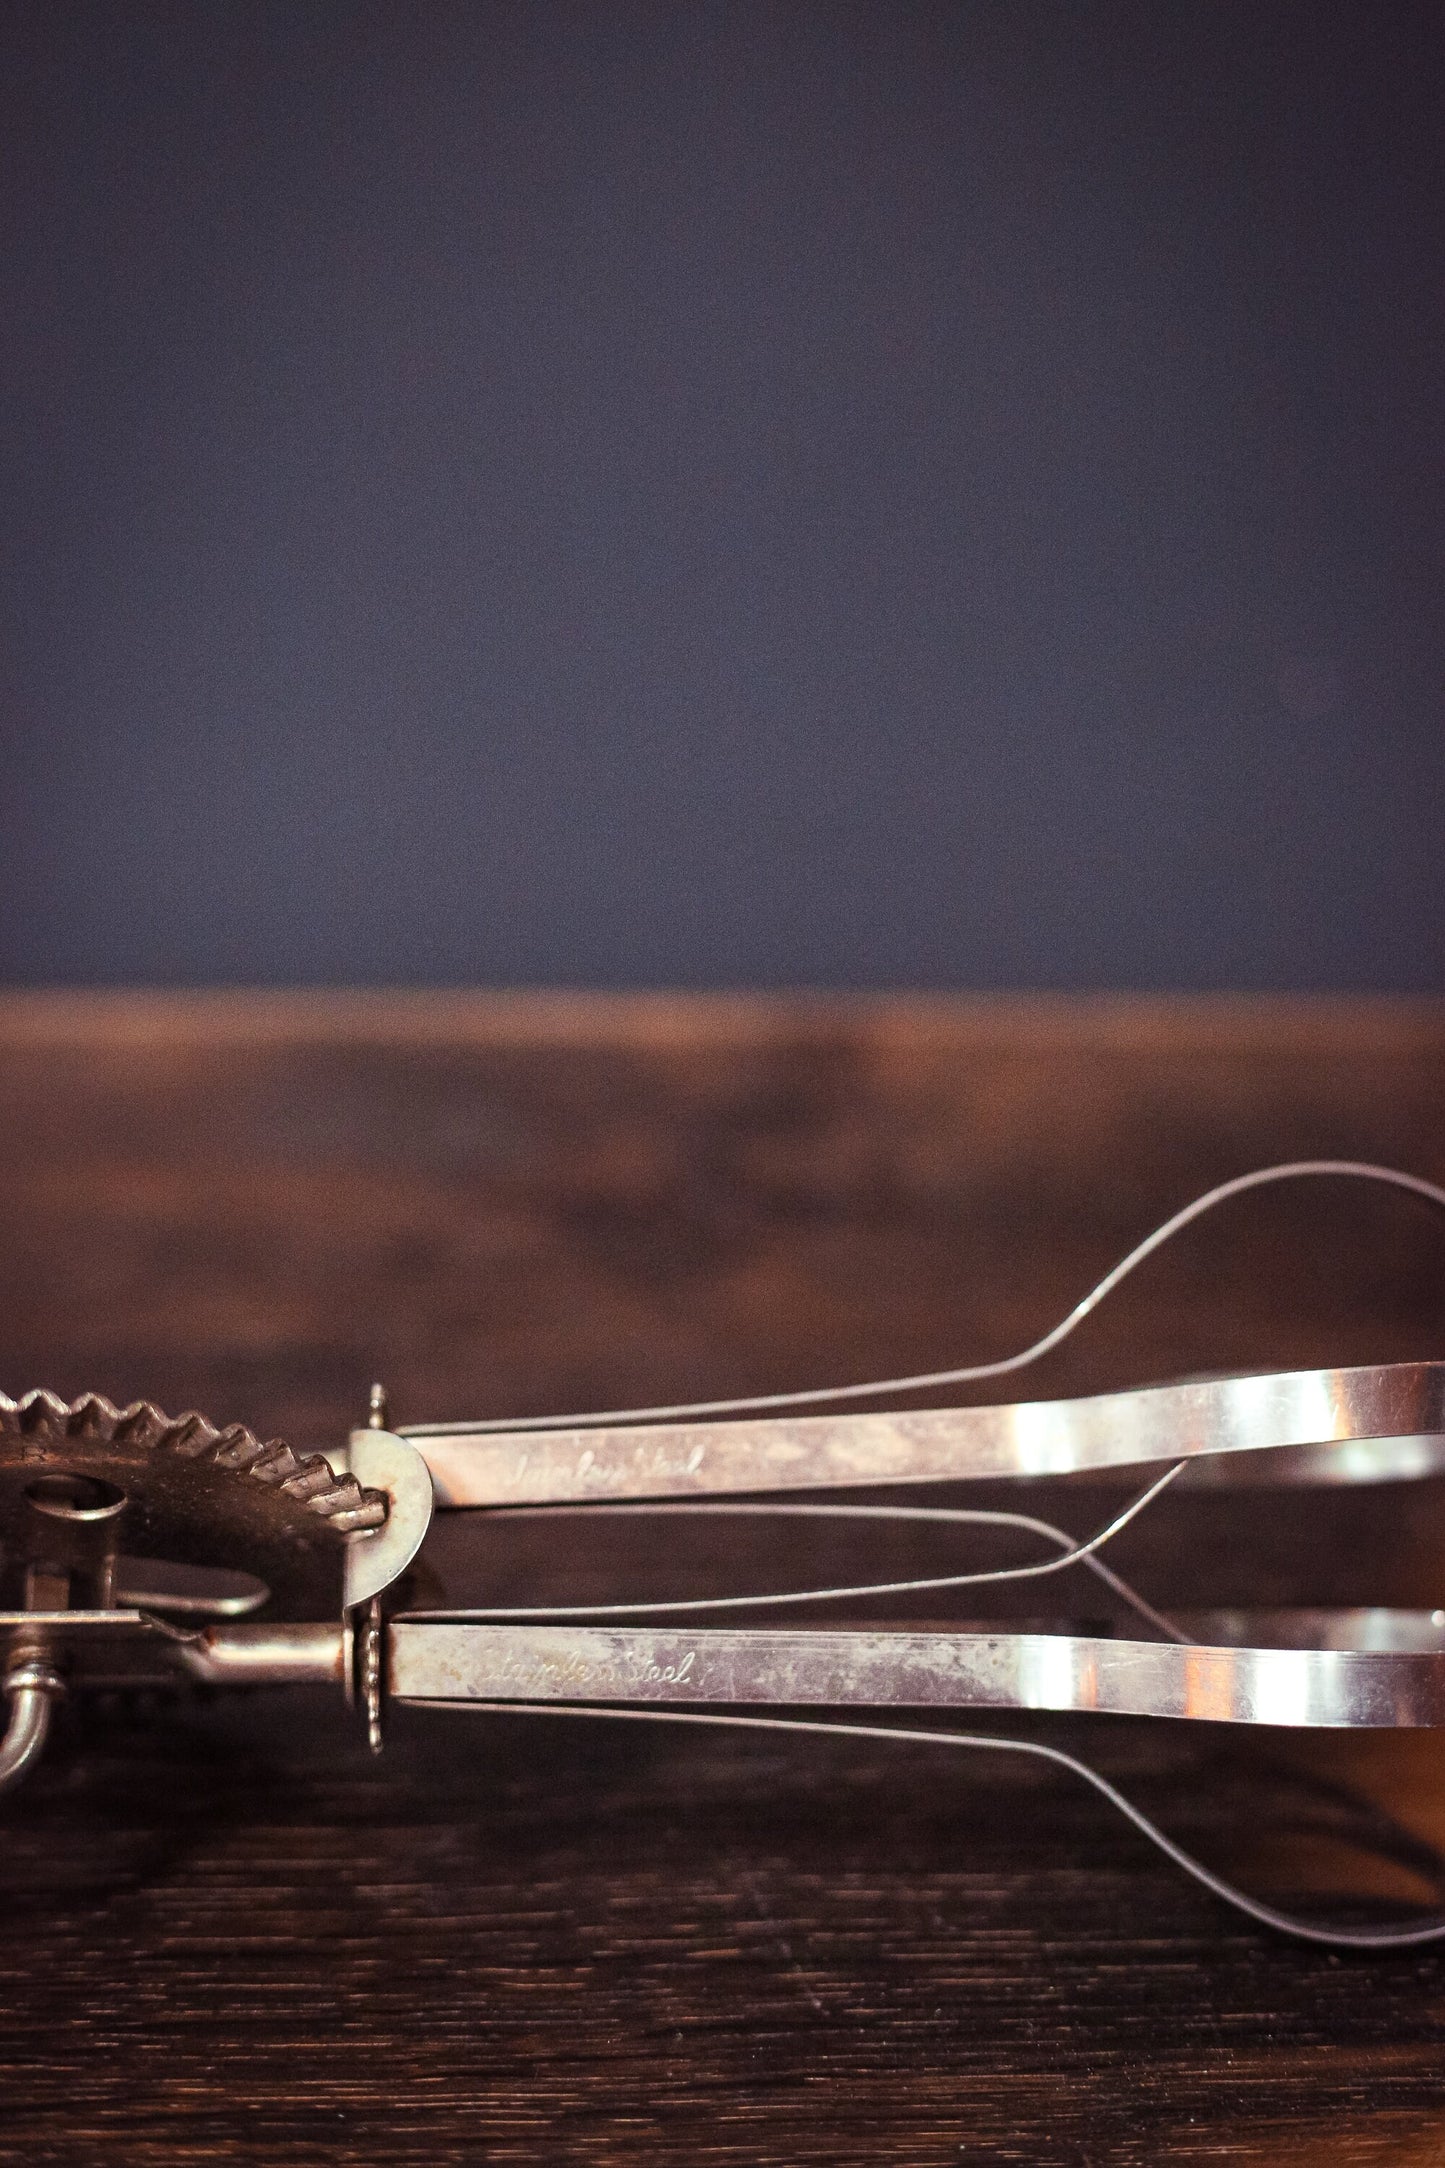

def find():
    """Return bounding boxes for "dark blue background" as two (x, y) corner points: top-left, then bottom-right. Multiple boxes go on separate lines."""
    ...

(2, 2), (1441, 988)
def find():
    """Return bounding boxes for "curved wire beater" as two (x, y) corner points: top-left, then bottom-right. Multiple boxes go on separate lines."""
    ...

(406, 1159), (1445, 1437)
(437, 1699), (1445, 1951)
(404, 1158), (1445, 1945)
(408, 1462), (1189, 1628)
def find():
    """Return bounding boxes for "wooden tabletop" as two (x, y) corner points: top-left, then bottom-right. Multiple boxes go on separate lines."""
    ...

(2, 992), (1445, 2166)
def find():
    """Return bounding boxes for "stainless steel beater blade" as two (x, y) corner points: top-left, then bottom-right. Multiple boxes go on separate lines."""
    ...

(386, 1618), (1445, 1728)
(405, 1361), (1445, 1506)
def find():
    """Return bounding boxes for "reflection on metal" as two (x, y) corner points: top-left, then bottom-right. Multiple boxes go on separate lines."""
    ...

(0, 1660), (63, 1795)
(174, 1620), (349, 1689)
(411, 1363), (1445, 1507)
(113, 1557), (271, 1617)
(389, 1619), (1445, 1728)
(337, 1428), (434, 1609)
(1179, 1432), (1445, 1486)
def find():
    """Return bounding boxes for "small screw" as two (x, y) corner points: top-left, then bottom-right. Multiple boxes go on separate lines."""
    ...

(368, 1382), (391, 1431)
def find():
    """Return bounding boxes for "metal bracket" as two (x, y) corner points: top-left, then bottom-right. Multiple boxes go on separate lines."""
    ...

(337, 1428), (435, 1611)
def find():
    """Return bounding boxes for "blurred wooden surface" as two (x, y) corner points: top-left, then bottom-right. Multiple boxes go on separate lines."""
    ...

(2, 991), (1445, 2166)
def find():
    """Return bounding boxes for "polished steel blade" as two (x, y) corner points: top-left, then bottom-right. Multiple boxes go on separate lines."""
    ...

(388, 1615), (1445, 1727)
(406, 1362), (1445, 1507)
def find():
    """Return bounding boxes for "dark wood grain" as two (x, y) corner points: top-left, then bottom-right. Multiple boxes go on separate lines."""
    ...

(3, 992), (1445, 2166)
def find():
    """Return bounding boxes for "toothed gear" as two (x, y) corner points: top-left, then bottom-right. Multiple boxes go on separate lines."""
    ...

(0, 1390), (386, 1532)
(0, 1389), (388, 1620)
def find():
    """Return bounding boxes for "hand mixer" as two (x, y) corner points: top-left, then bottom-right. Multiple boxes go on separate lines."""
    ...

(5, 1159), (1444, 1949)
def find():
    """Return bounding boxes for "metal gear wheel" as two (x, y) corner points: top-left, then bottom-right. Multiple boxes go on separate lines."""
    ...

(0, 1388), (388, 1621)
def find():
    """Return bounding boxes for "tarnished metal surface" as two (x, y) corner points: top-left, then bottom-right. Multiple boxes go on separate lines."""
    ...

(409, 1362), (1445, 1507)
(388, 1618), (1445, 1727)
(0, 1389), (388, 1625)
(1, 1390), (387, 1531)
